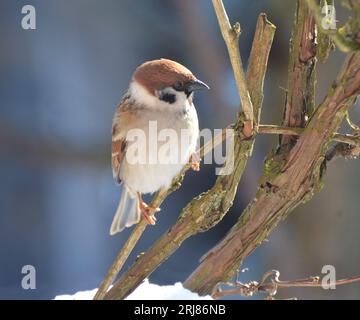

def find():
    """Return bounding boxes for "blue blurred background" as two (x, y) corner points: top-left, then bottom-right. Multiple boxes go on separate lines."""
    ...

(0, 0), (359, 299)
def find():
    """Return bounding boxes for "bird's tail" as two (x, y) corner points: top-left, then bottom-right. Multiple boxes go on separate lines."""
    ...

(110, 186), (140, 235)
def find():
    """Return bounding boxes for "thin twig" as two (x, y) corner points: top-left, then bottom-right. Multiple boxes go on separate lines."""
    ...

(259, 125), (304, 136)
(326, 113), (360, 162)
(345, 111), (360, 132)
(326, 140), (360, 161)
(212, 269), (360, 299)
(93, 221), (147, 300)
(212, 0), (254, 136)
(333, 133), (360, 146)
(258, 125), (360, 146)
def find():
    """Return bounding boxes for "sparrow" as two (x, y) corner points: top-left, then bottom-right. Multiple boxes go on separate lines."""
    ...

(110, 59), (209, 235)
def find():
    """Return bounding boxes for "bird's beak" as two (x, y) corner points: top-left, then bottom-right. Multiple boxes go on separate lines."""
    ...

(186, 79), (210, 92)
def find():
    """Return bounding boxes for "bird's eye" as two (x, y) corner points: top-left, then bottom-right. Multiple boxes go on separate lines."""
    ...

(173, 82), (183, 91)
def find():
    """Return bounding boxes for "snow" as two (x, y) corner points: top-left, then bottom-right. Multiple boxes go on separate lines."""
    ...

(54, 279), (213, 300)
(55, 288), (98, 300)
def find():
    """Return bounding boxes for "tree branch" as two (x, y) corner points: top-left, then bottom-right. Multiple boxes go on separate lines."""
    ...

(246, 15), (276, 126)
(281, 0), (317, 147)
(326, 115), (360, 162)
(345, 111), (360, 131)
(326, 141), (360, 161)
(212, 0), (254, 136)
(258, 125), (360, 146)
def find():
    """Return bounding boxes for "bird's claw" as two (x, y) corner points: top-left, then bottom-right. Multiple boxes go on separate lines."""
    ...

(190, 152), (201, 171)
(139, 201), (160, 225)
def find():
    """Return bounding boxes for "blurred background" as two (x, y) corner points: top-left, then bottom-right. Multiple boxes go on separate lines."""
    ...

(0, 0), (359, 300)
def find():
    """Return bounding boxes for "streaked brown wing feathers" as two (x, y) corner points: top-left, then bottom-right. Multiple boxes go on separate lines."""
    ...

(111, 94), (131, 184)
(112, 138), (126, 184)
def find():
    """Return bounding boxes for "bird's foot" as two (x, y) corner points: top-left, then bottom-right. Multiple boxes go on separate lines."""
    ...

(190, 152), (201, 171)
(139, 200), (160, 225)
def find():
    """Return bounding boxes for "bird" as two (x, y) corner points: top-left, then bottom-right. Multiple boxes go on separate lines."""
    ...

(110, 58), (209, 235)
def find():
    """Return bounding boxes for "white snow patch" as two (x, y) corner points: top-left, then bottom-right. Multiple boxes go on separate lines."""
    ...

(54, 279), (213, 300)
(55, 288), (98, 300)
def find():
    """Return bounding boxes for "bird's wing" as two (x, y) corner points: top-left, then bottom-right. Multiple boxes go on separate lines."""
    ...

(111, 93), (133, 184)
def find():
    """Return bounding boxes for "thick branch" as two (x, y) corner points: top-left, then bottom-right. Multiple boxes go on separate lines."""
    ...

(183, 52), (360, 295)
(281, 0), (317, 147)
(103, 13), (276, 300)
(246, 15), (276, 125)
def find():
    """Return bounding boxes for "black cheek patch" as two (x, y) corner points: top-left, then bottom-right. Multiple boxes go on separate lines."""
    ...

(160, 93), (176, 104)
